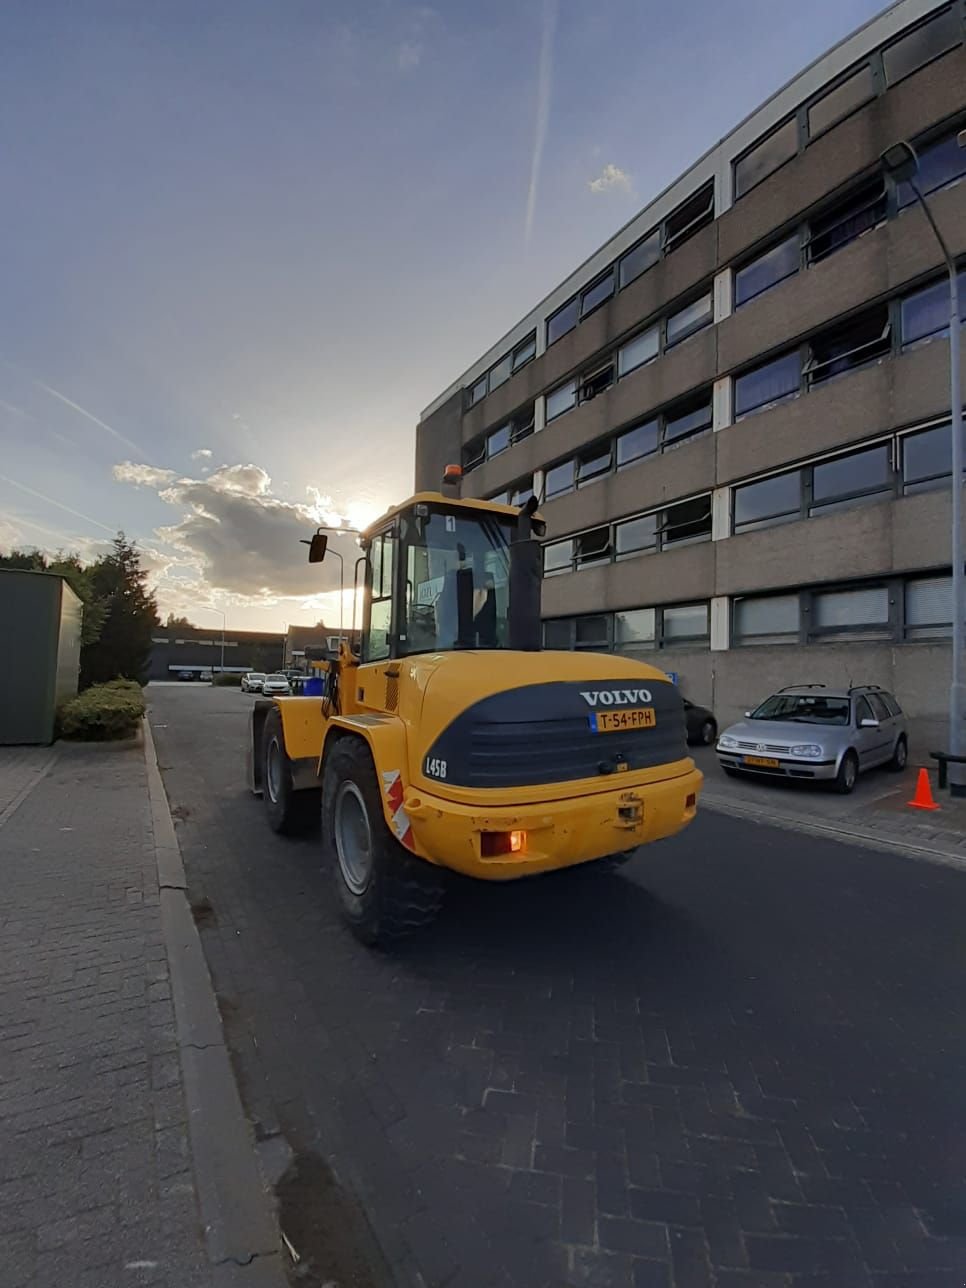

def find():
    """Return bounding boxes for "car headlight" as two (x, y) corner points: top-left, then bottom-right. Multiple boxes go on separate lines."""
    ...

(718, 735), (738, 750)
(790, 744), (823, 758)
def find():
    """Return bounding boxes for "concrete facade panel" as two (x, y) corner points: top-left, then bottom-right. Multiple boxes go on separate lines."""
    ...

(415, 391), (463, 491)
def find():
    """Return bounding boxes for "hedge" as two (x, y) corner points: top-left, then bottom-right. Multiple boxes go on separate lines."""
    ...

(212, 672), (242, 687)
(60, 679), (146, 741)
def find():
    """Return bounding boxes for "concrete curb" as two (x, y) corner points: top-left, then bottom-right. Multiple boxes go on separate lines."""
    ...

(701, 790), (966, 873)
(143, 716), (289, 1286)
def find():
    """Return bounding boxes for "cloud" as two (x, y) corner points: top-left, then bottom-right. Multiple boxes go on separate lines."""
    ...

(588, 163), (631, 195)
(112, 461), (178, 488)
(524, 0), (558, 245)
(114, 459), (367, 601)
(191, 448), (213, 461)
(397, 40), (422, 70)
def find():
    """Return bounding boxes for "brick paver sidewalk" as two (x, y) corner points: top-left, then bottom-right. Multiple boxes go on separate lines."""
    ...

(0, 741), (213, 1288)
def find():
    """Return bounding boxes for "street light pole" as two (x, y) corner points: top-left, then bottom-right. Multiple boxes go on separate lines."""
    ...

(882, 141), (964, 793)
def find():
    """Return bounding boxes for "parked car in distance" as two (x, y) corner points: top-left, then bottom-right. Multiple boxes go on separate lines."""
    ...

(176, 669), (196, 682)
(261, 673), (291, 696)
(241, 673), (266, 693)
(716, 684), (908, 794)
(683, 700), (717, 746)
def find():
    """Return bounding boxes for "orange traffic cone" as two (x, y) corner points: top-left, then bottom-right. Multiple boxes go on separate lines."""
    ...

(907, 768), (940, 811)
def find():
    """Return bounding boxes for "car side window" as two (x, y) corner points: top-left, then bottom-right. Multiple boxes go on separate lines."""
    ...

(882, 692), (902, 717)
(855, 696), (874, 724)
(867, 693), (891, 722)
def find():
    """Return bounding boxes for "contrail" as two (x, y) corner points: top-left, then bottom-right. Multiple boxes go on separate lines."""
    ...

(31, 377), (145, 456)
(0, 474), (115, 533)
(524, 0), (558, 245)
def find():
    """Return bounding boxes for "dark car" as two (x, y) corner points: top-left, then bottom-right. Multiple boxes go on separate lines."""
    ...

(684, 699), (717, 746)
(176, 669), (195, 682)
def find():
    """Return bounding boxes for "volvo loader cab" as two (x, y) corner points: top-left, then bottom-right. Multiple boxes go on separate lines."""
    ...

(249, 482), (702, 944)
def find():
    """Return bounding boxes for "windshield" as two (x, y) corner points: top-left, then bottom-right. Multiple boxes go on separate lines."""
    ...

(750, 693), (851, 726)
(400, 510), (512, 655)
(266, 674), (286, 681)
(250, 673), (266, 679)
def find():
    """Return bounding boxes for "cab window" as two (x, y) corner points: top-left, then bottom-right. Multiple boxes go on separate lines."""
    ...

(365, 529), (395, 661)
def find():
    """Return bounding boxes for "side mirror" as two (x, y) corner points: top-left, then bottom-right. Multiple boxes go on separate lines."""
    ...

(860, 718), (879, 728)
(307, 532), (328, 563)
(744, 711), (752, 718)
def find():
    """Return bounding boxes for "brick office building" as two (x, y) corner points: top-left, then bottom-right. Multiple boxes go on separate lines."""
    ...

(415, 0), (966, 749)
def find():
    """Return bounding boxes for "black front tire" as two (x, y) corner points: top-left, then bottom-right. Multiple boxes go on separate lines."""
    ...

(889, 736), (908, 772)
(262, 708), (321, 835)
(322, 738), (443, 946)
(834, 750), (859, 795)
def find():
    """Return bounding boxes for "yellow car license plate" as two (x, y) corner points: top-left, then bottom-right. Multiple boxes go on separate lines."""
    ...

(591, 707), (656, 733)
(743, 755), (779, 768)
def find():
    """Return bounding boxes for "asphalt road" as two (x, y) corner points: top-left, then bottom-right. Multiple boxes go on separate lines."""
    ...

(149, 683), (966, 1288)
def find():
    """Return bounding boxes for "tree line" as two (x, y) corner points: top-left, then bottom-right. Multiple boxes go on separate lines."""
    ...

(0, 534), (159, 688)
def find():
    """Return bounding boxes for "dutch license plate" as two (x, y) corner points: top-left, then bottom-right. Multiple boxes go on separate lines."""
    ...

(590, 707), (656, 733)
(743, 755), (780, 768)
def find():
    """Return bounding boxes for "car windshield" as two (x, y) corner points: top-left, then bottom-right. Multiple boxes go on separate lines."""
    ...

(266, 674), (286, 681)
(400, 509), (512, 656)
(250, 674), (266, 679)
(750, 693), (851, 726)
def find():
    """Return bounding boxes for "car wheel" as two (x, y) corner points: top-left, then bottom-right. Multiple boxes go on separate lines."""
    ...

(834, 750), (859, 795)
(322, 738), (443, 946)
(699, 718), (717, 746)
(889, 736), (908, 772)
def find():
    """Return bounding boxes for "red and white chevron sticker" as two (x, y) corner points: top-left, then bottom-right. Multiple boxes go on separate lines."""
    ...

(381, 770), (414, 850)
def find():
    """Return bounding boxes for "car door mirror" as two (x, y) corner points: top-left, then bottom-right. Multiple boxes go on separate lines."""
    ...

(744, 711), (751, 718)
(860, 718), (879, 728)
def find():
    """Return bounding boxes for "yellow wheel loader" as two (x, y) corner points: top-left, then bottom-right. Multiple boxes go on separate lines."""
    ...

(249, 484), (702, 944)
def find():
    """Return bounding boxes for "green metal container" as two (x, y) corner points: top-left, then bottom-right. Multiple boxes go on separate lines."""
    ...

(0, 569), (82, 744)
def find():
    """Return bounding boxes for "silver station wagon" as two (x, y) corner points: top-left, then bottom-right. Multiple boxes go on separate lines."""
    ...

(716, 684), (908, 794)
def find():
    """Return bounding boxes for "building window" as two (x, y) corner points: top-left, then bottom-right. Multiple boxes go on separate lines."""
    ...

(619, 230), (660, 289)
(733, 470), (802, 532)
(734, 351), (801, 418)
(662, 496), (712, 546)
(574, 615), (611, 650)
(883, 6), (960, 85)
(546, 379), (577, 421)
(805, 178), (887, 264)
(905, 575), (952, 639)
(810, 585), (891, 640)
(901, 421), (957, 493)
(666, 292), (713, 347)
(901, 271), (966, 349)
(468, 375), (488, 407)
(544, 458), (576, 500)
(575, 528), (611, 568)
(733, 594), (800, 645)
(512, 334), (537, 372)
(488, 490), (509, 505)
(543, 540), (574, 575)
(809, 443), (892, 514)
(663, 395), (712, 446)
(547, 298), (579, 346)
(511, 478), (534, 506)
(618, 326), (659, 377)
(462, 438), (486, 472)
(487, 424), (510, 458)
(580, 270), (615, 318)
(543, 618), (573, 649)
(615, 513), (658, 558)
(616, 419), (659, 468)
(734, 117), (799, 198)
(807, 64), (875, 138)
(614, 608), (656, 653)
(663, 182), (715, 252)
(805, 307), (891, 386)
(489, 353), (512, 391)
(576, 443), (612, 486)
(510, 405), (536, 444)
(734, 235), (800, 307)
(898, 128), (966, 207)
(662, 602), (710, 646)
(579, 363), (615, 403)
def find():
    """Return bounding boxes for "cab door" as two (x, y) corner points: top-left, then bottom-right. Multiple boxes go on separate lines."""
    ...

(354, 525), (400, 714)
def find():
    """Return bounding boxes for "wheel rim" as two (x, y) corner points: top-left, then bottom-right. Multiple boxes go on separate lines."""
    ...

(701, 721), (715, 745)
(335, 781), (373, 896)
(897, 741), (907, 767)
(266, 737), (282, 803)
(844, 757), (857, 789)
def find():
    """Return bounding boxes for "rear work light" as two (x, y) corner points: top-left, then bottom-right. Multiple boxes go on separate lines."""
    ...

(480, 830), (526, 858)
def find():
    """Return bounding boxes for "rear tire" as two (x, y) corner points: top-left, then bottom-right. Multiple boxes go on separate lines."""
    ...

(262, 708), (321, 835)
(322, 738), (443, 945)
(834, 749), (859, 795)
(889, 736), (908, 772)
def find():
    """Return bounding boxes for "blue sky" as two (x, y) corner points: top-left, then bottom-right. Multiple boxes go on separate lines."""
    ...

(1, 0), (884, 629)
